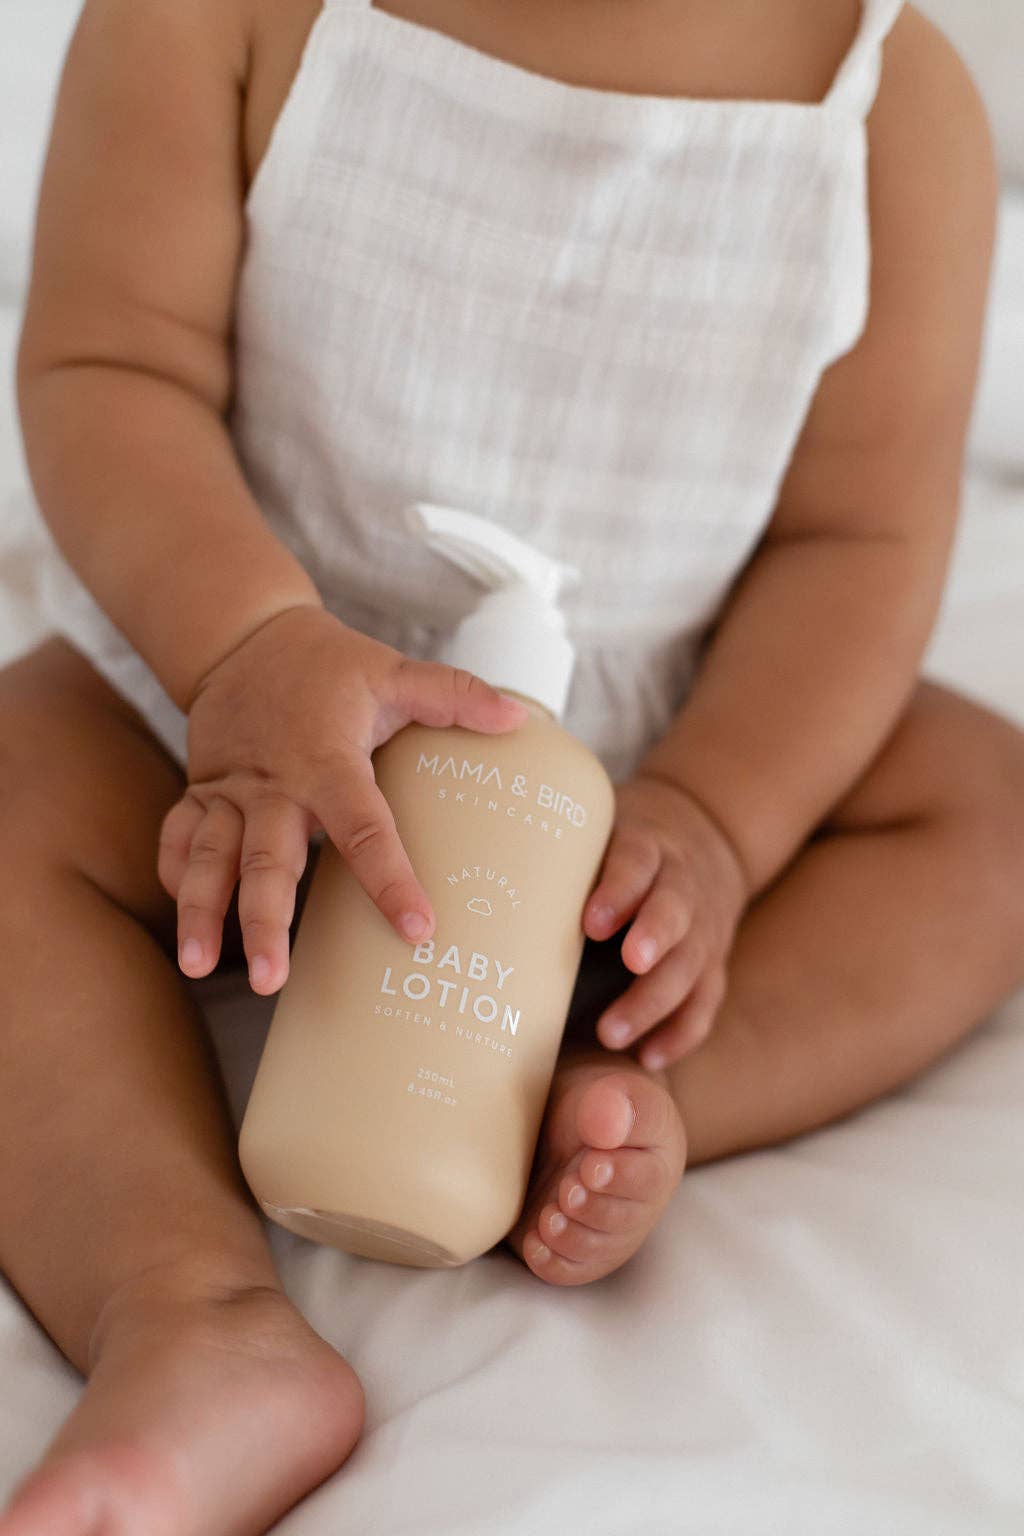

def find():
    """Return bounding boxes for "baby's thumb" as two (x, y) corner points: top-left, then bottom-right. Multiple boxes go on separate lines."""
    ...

(392, 658), (530, 735)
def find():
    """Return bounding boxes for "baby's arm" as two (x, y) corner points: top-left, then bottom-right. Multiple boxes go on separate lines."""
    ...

(16, 0), (319, 713)
(16, 0), (528, 988)
(582, 10), (999, 1084)
(637, 10), (996, 895)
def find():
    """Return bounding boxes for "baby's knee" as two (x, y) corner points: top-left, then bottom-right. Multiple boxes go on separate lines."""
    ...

(830, 683), (1024, 946)
(966, 711), (1024, 936)
(923, 693), (1024, 948)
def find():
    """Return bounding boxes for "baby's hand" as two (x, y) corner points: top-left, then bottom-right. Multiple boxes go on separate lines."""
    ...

(582, 773), (749, 1071)
(157, 604), (528, 994)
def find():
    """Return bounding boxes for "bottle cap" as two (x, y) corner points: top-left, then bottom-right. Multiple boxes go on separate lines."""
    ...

(405, 502), (579, 719)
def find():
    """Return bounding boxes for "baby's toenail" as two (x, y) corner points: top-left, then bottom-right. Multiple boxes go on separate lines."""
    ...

(531, 1239), (551, 1264)
(567, 1184), (587, 1210)
(591, 1161), (613, 1189)
(549, 1211), (568, 1235)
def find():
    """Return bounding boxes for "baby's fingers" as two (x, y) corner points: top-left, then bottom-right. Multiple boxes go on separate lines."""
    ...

(583, 830), (661, 943)
(238, 795), (310, 995)
(619, 878), (693, 976)
(157, 790), (206, 899)
(596, 939), (705, 1053)
(316, 751), (434, 942)
(634, 967), (727, 1072)
(172, 794), (244, 978)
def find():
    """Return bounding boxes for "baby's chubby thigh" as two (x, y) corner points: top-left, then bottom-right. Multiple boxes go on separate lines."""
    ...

(0, 632), (225, 1375)
(0, 635), (186, 950)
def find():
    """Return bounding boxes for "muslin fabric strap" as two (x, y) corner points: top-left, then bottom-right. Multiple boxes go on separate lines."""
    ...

(826, 0), (906, 118)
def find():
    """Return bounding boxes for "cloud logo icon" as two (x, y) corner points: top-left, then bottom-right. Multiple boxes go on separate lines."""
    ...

(466, 897), (493, 917)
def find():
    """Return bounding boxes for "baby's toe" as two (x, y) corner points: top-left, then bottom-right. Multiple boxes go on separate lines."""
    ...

(509, 1055), (687, 1287)
(536, 1202), (614, 1266)
(557, 1147), (675, 1233)
(524, 1205), (625, 1286)
(521, 1227), (588, 1284)
(574, 1069), (683, 1161)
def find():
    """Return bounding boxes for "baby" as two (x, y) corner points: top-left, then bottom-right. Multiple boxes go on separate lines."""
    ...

(3, 0), (1023, 1531)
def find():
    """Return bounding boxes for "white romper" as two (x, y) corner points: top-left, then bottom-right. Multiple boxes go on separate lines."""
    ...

(39, 0), (905, 783)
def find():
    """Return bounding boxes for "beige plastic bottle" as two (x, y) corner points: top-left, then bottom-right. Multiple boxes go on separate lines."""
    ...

(238, 503), (615, 1267)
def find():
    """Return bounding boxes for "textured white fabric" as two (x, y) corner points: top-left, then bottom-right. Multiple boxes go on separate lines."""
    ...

(40, 0), (904, 781)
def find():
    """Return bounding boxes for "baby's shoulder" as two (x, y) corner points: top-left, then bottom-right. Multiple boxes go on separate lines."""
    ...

(247, 0), (322, 54)
(879, 4), (990, 116)
(870, 5), (996, 214)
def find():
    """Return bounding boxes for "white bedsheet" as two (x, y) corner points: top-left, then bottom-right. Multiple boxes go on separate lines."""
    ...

(3, 8), (1024, 1528)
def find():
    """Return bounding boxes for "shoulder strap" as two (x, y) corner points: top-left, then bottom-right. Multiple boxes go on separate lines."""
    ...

(825, 0), (905, 118)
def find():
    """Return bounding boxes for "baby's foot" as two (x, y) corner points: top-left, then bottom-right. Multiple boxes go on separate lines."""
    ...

(0, 1257), (364, 1536)
(506, 1050), (687, 1285)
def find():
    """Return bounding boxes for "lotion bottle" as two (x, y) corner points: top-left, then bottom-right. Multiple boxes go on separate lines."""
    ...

(238, 503), (615, 1267)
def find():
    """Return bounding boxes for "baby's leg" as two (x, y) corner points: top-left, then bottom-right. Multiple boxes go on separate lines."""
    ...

(0, 639), (362, 1536)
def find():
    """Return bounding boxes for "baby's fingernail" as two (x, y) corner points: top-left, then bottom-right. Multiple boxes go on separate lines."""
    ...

(180, 938), (203, 972)
(643, 1048), (668, 1072)
(499, 693), (529, 713)
(250, 956), (272, 989)
(635, 937), (658, 970)
(401, 912), (429, 941)
(602, 1016), (632, 1047)
(589, 903), (616, 930)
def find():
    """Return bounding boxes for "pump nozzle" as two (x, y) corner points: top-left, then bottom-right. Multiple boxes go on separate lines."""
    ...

(406, 503), (580, 602)
(405, 502), (579, 720)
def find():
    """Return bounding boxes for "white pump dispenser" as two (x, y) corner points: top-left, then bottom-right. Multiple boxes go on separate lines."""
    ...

(239, 503), (615, 1267)
(406, 502), (579, 718)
